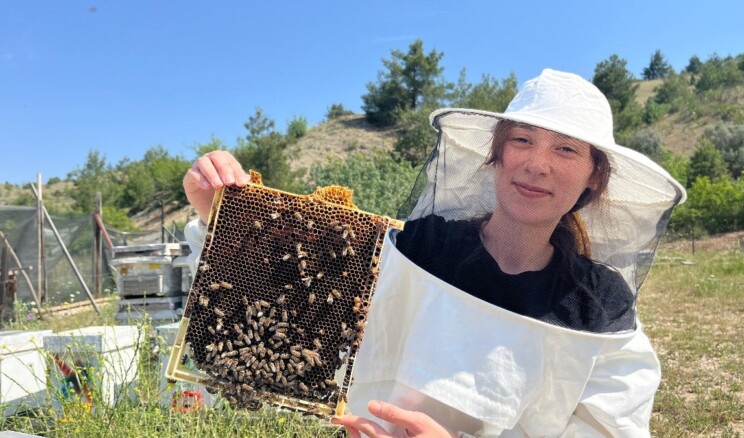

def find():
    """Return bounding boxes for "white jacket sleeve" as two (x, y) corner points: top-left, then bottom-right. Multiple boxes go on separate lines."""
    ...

(184, 219), (207, 276)
(557, 327), (660, 438)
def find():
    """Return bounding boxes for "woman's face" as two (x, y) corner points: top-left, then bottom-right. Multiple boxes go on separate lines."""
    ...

(494, 124), (596, 227)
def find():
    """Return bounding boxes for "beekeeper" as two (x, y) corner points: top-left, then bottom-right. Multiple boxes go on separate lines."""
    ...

(183, 69), (686, 437)
(331, 69), (685, 438)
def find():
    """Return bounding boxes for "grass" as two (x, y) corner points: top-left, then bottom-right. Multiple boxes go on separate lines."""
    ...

(1, 247), (742, 437)
(639, 249), (744, 437)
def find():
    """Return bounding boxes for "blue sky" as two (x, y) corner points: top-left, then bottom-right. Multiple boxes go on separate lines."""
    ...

(2, 0), (742, 185)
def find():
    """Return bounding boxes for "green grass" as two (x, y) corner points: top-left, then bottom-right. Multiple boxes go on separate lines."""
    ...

(1, 248), (742, 437)
(639, 249), (744, 437)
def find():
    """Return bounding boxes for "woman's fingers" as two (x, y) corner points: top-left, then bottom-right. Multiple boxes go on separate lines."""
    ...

(331, 414), (391, 438)
(368, 400), (454, 437)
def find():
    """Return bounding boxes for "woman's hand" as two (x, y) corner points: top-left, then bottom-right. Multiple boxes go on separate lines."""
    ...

(184, 150), (250, 223)
(331, 400), (456, 438)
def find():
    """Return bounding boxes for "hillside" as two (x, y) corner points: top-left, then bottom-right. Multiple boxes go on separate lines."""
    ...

(286, 114), (401, 173)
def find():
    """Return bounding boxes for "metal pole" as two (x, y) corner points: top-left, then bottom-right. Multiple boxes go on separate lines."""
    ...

(37, 173), (47, 303)
(0, 245), (12, 323)
(93, 193), (102, 296)
(0, 232), (43, 315)
(30, 185), (101, 315)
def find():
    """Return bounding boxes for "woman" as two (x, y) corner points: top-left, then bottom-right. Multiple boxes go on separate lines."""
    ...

(183, 69), (685, 437)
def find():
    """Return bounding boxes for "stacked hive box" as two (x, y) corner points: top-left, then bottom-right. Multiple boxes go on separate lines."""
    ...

(111, 243), (190, 324)
(43, 326), (143, 408)
(0, 330), (52, 415)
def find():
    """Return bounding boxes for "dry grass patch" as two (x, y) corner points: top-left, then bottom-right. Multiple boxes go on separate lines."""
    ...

(639, 249), (744, 437)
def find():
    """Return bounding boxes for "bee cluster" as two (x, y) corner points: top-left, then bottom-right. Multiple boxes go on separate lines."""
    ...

(183, 184), (391, 416)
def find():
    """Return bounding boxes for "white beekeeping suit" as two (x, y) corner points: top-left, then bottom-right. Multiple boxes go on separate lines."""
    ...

(346, 69), (686, 437)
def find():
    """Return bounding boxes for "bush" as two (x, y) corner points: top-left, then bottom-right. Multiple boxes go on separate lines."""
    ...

(325, 103), (353, 120)
(286, 116), (308, 142)
(704, 123), (744, 178)
(393, 109), (438, 166)
(310, 151), (420, 217)
(621, 128), (664, 161)
(669, 176), (744, 234)
(696, 56), (744, 92)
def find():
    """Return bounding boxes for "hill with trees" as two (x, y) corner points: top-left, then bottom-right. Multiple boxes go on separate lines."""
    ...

(4, 41), (744, 238)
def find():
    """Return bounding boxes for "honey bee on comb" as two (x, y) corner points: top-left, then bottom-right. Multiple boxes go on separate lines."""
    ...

(172, 179), (402, 417)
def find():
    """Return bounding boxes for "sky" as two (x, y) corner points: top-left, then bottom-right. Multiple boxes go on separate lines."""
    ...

(2, 0), (743, 186)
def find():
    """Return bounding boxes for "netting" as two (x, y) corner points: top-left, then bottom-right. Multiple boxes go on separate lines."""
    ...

(0, 204), (187, 306)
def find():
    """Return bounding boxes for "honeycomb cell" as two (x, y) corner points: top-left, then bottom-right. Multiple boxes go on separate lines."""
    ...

(182, 182), (398, 416)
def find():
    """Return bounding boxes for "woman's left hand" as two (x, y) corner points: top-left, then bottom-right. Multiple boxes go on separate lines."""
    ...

(331, 400), (456, 438)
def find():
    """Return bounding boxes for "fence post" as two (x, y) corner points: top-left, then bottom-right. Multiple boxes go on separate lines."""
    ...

(93, 192), (103, 296)
(37, 173), (47, 303)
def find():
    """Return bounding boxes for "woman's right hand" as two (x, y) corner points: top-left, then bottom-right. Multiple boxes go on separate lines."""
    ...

(184, 150), (251, 223)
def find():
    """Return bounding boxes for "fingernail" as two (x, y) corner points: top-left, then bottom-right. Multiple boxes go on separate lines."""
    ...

(330, 416), (341, 424)
(224, 173), (235, 184)
(368, 400), (381, 413)
(240, 174), (251, 184)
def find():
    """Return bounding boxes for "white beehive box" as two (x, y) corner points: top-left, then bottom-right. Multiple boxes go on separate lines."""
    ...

(0, 330), (52, 415)
(111, 256), (182, 297)
(156, 322), (216, 411)
(171, 255), (193, 293)
(43, 326), (143, 407)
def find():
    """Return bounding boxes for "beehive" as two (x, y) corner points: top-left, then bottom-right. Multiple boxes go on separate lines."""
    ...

(166, 175), (401, 417)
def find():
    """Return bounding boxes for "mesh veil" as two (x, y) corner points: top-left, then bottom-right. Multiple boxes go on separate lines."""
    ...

(397, 107), (685, 296)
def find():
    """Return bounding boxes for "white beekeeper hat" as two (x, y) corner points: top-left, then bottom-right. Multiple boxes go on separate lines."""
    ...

(402, 68), (687, 294)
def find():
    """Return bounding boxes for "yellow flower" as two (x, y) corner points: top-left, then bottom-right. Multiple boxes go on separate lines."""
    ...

(278, 417), (286, 424)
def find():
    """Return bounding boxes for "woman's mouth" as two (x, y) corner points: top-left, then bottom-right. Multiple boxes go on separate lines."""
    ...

(513, 182), (552, 198)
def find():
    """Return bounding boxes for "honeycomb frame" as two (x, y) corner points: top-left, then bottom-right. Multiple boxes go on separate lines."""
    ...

(166, 178), (402, 417)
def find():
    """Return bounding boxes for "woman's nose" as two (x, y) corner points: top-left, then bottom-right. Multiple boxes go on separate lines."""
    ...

(523, 147), (552, 175)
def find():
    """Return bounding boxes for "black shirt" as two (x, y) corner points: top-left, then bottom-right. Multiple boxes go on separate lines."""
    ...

(395, 215), (636, 333)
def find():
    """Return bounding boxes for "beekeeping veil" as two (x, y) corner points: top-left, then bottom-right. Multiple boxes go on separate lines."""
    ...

(347, 69), (685, 436)
(399, 68), (686, 294)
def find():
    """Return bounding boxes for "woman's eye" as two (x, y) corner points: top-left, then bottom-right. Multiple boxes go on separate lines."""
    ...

(512, 137), (530, 144)
(558, 146), (577, 154)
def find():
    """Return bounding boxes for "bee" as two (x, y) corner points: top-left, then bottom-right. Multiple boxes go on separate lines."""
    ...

(329, 220), (340, 227)
(290, 349), (302, 358)
(371, 266), (380, 274)
(312, 338), (322, 349)
(342, 271), (349, 277)
(306, 220), (314, 229)
(282, 254), (292, 261)
(342, 228), (349, 239)
(284, 284), (293, 290)
(220, 281), (233, 289)
(270, 212), (281, 220)
(294, 212), (303, 221)
(258, 299), (270, 308)
(301, 277), (312, 288)
(342, 247), (348, 257)
(263, 257), (270, 264)
(206, 343), (216, 352)
(253, 220), (263, 229)
(348, 229), (356, 240)
(214, 308), (226, 318)
(281, 309), (289, 322)
(207, 326), (216, 336)
(273, 332), (287, 340)
(316, 272), (324, 280)
(216, 318), (224, 331)
(324, 379), (337, 387)
(199, 264), (210, 272)
(326, 294), (334, 304)
(226, 340), (233, 351)
(217, 341), (224, 352)
(308, 293), (316, 304)
(234, 324), (243, 335)
(276, 294), (286, 305)
(331, 289), (342, 299)
(209, 283), (221, 290)
(298, 260), (307, 271)
(299, 382), (309, 394)
(347, 246), (356, 256)
(199, 295), (209, 307)
(329, 250), (337, 259)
